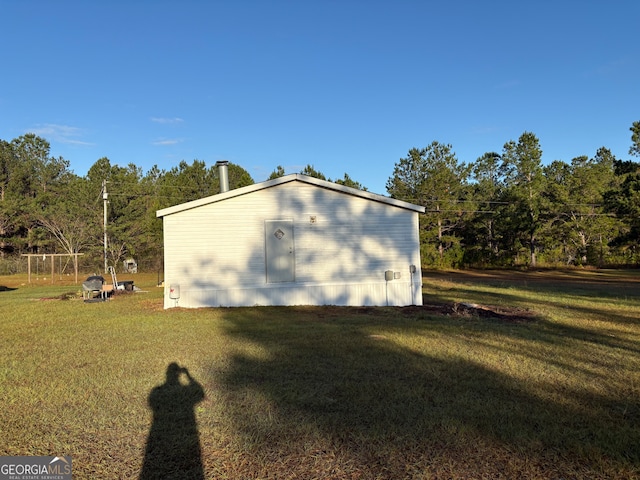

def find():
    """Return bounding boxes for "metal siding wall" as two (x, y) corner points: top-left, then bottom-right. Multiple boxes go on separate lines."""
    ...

(171, 282), (416, 307)
(163, 182), (422, 308)
(292, 183), (415, 286)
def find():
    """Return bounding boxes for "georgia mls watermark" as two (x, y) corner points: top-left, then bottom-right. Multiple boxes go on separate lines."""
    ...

(0, 456), (71, 480)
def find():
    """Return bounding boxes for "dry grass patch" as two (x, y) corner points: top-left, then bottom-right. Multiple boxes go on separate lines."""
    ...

(0, 269), (639, 479)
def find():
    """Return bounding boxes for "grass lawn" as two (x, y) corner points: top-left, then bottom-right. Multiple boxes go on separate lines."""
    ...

(1, 270), (639, 479)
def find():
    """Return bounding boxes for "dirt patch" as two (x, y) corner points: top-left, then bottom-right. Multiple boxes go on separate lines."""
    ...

(39, 292), (79, 301)
(401, 302), (537, 323)
(424, 268), (640, 290)
(139, 298), (165, 312)
(303, 303), (536, 324)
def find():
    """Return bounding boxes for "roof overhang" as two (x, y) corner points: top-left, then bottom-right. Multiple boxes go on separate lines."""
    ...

(156, 174), (425, 218)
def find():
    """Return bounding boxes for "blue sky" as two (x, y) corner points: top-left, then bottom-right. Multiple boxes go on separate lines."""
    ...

(1, 1), (638, 195)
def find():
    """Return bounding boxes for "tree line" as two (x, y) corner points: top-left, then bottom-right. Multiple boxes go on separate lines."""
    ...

(388, 122), (640, 268)
(1, 121), (639, 273)
(0, 137), (365, 274)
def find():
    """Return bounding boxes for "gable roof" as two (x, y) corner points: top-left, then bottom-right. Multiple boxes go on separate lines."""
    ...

(156, 174), (425, 218)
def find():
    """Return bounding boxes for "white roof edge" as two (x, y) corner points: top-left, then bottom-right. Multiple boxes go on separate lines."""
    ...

(156, 175), (292, 217)
(156, 174), (425, 217)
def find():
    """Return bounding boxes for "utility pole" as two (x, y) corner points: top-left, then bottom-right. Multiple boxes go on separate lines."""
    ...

(102, 180), (108, 273)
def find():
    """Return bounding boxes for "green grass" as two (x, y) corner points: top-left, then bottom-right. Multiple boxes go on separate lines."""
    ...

(1, 270), (639, 479)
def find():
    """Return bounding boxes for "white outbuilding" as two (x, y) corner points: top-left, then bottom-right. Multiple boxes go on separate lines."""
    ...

(156, 166), (425, 309)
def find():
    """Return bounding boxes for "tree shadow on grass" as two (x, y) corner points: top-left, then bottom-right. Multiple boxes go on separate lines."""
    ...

(140, 363), (205, 480)
(219, 308), (640, 478)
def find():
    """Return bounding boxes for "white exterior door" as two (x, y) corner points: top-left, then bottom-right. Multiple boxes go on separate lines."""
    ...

(265, 220), (295, 283)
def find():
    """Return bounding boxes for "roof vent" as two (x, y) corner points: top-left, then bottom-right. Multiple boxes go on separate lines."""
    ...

(216, 160), (229, 193)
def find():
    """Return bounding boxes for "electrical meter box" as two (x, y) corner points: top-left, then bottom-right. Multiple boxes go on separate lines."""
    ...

(169, 285), (180, 299)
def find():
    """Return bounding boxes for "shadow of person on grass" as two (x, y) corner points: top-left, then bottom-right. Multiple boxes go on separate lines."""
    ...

(140, 363), (205, 480)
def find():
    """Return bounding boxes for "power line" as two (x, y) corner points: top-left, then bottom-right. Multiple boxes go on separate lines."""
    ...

(423, 209), (617, 216)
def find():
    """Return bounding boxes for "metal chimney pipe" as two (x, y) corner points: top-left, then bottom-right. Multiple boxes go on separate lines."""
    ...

(216, 160), (229, 193)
